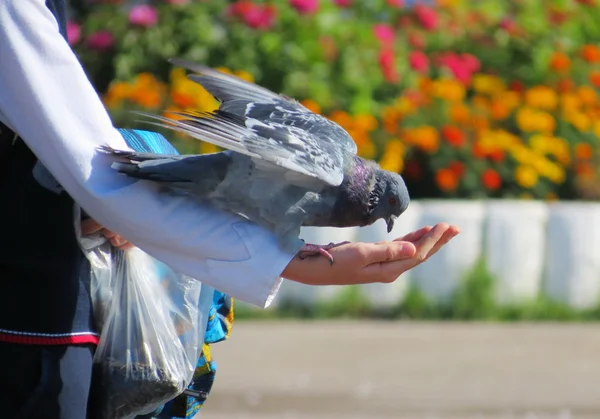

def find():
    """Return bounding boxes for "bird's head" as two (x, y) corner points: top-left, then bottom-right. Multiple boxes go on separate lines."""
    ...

(368, 170), (410, 233)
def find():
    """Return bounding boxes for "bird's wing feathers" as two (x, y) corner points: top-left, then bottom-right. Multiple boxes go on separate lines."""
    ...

(147, 59), (359, 186)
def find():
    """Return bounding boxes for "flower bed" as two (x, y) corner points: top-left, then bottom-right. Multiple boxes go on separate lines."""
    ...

(69, 0), (600, 200)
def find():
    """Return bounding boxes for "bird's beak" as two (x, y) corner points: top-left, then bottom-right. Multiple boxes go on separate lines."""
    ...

(386, 215), (397, 233)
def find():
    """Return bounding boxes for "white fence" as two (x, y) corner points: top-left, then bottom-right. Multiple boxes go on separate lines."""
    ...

(269, 200), (600, 310)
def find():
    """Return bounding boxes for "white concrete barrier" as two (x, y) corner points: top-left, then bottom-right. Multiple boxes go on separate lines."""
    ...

(410, 200), (486, 302)
(485, 200), (548, 305)
(263, 200), (600, 311)
(544, 202), (600, 309)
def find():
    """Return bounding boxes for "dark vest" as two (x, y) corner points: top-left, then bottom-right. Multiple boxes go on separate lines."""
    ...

(0, 0), (96, 339)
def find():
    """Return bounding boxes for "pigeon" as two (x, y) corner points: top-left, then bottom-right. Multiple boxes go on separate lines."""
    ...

(99, 58), (410, 264)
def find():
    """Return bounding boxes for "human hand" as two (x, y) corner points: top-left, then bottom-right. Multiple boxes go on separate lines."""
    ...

(80, 218), (135, 251)
(281, 223), (460, 286)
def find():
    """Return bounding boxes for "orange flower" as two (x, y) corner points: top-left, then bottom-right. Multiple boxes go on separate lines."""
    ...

(575, 162), (595, 177)
(449, 103), (470, 124)
(577, 86), (597, 106)
(301, 99), (321, 114)
(549, 51), (570, 73)
(435, 168), (459, 192)
(354, 114), (378, 132)
(482, 168), (502, 190)
(580, 44), (600, 63)
(575, 143), (594, 160)
(490, 100), (510, 120)
(170, 91), (196, 108)
(404, 126), (440, 153)
(382, 107), (401, 134)
(471, 115), (490, 132)
(589, 71), (600, 88)
(441, 125), (466, 147)
(328, 110), (353, 128)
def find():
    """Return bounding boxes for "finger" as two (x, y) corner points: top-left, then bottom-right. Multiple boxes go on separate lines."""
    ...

(419, 225), (460, 262)
(116, 242), (135, 251)
(392, 225), (433, 243)
(365, 223), (452, 280)
(109, 235), (127, 247)
(81, 218), (103, 235)
(361, 240), (417, 264)
(102, 229), (117, 238)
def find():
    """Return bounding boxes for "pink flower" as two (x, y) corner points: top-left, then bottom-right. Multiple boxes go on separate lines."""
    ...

(129, 5), (158, 27)
(378, 48), (400, 83)
(373, 23), (395, 46)
(437, 52), (480, 85)
(414, 4), (438, 31)
(244, 5), (277, 29)
(289, 0), (319, 15)
(409, 50), (429, 73)
(66, 20), (81, 45)
(334, 0), (351, 6)
(86, 31), (114, 51)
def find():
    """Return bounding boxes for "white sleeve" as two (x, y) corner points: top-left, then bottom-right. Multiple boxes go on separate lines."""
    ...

(0, 0), (299, 308)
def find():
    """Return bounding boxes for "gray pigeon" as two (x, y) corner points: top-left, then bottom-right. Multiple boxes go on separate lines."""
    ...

(99, 59), (410, 263)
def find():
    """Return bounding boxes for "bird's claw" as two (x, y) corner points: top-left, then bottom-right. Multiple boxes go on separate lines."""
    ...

(297, 242), (350, 265)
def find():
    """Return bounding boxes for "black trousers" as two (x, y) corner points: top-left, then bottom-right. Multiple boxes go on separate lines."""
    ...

(0, 342), (95, 419)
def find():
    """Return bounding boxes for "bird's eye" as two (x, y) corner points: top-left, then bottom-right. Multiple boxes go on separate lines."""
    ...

(389, 197), (397, 206)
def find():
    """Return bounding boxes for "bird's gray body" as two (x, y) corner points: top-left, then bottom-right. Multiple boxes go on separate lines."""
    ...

(101, 59), (410, 254)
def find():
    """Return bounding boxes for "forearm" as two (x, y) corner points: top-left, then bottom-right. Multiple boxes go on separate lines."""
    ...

(0, 0), (297, 307)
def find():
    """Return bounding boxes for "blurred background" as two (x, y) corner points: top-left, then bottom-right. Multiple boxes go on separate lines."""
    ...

(68, 0), (600, 417)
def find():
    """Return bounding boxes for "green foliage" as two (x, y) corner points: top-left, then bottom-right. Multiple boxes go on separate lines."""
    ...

(235, 259), (600, 322)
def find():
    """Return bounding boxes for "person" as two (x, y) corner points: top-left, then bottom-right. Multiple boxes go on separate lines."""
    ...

(0, 1), (460, 418)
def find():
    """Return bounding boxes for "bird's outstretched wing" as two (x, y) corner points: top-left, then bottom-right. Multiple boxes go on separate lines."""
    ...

(139, 59), (358, 187)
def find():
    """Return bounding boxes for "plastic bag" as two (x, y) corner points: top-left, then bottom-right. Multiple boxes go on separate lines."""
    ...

(75, 207), (204, 419)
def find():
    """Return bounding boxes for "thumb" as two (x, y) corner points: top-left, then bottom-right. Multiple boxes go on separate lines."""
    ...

(363, 241), (416, 264)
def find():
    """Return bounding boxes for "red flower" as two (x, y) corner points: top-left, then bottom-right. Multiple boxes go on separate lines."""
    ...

(413, 4), (438, 31)
(449, 161), (466, 177)
(378, 48), (400, 83)
(441, 125), (466, 147)
(481, 169), (502, 190)
(289, 0), (319, 14)
(438, 53), (480, 85)
(409, 50), (429, 73)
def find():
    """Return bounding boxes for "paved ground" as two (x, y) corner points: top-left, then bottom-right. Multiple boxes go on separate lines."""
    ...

(199, 321), (600, 419)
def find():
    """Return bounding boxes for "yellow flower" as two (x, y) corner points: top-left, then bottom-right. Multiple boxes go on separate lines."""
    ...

(234, 70), (255, 83)
(515, 165), (539, 188)
(524, 86), (558, 110)
(565, 110), (591, 132)
(594, 121), (600, 138)
(431, 79), (466, 102)
(472, 74), (506, 95)
(379, 140), (405, 173)
(529, 134), (551, 153)
(516, 107), (555, 133)
(200, 142), (220, 154)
